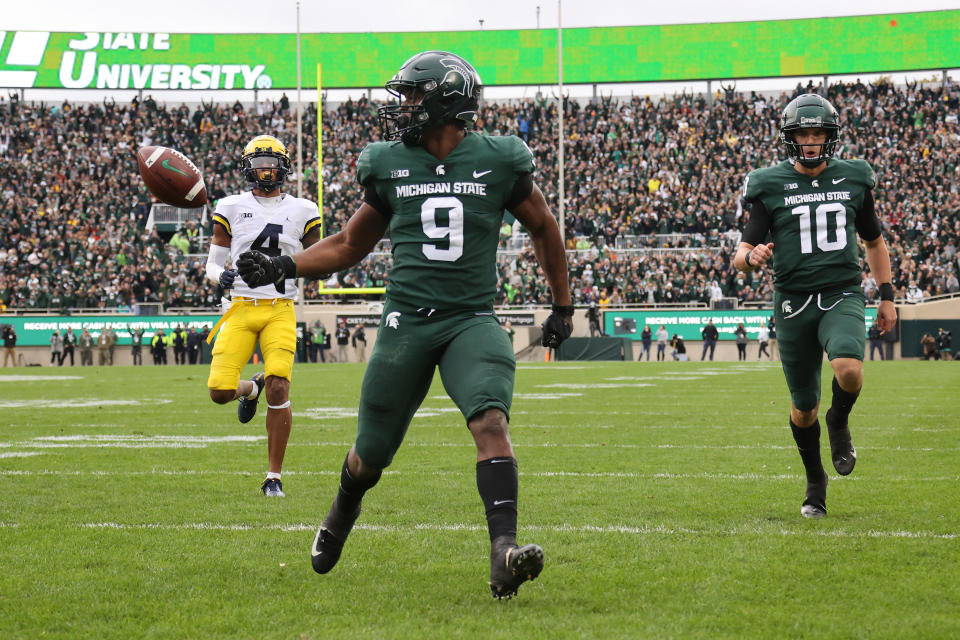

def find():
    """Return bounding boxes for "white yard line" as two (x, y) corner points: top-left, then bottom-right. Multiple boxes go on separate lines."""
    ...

(0, 521), (941, 540)
(2, 469), (956, 482)
(0, 437), (955, 452)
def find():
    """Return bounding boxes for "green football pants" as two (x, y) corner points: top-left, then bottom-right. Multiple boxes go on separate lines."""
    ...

(774, 285), (866, 412)
(354, 301), (516, 468)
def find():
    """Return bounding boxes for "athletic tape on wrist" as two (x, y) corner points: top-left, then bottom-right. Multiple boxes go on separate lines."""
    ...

(267, 401), (291, 410)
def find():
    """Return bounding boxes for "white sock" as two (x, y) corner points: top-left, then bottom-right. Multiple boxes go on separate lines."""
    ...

(266, 471), (281, 480)
(240, 381), (259, 400)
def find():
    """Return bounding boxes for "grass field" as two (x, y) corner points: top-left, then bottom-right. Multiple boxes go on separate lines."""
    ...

(1, 359), (958, 639)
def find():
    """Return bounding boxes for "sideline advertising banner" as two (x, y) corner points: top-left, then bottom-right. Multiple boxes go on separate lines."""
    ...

(1, 11), (957, 89)
(3, 315), (221, 346)
(605, 309), (879, 341)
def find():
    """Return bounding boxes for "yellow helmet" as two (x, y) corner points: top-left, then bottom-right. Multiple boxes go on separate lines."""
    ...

(240, 135), (291, 192)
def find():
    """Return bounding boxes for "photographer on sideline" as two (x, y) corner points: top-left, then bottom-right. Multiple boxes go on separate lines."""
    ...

(937, 329), (953, 361)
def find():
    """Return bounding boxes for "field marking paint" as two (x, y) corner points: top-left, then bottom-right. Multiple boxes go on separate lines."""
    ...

(0, 399), (172, 408)
(517, 365), (590, 370)
(603, 376), (706, 381)
(18, 521), (952, 541)
(0, 375), (83, 382)
(0, 434), (264, 450)
(536, 383), (656, 389)
(0, 452), (43, 459)
(294, 406), (465, 420)
(513, 393), (585, 400)
(1, 435), (954, 453)
(33, 434), (262, 443)
(4, 469), (956, 483)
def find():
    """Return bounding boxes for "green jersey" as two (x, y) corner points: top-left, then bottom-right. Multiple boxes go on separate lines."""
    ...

(742, 158), (876, 293)
(357, 132), (534, 309)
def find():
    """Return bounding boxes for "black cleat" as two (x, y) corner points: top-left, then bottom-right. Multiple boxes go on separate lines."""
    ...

(237, 372), (265, 424)
(310, 502), (361, 574)
(489, 538), (544, 599)
(260, 477), (285, 497)
(801, 471), (828, 519)
(826, 408), (857, 476)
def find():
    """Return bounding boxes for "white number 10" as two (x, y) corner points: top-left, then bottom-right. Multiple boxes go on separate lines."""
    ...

(791, 203), (847, 254)
(421, 197), (464, 262)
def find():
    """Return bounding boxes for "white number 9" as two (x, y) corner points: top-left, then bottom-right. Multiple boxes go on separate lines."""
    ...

(420, 197), (464, 262)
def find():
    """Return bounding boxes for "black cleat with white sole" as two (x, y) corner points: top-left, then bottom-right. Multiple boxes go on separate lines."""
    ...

(238, 372), (265, 424)
(826, 408), (857, 475)
(311, 502), (361, 574)
(801, 471), (828, 519)
(489, 537), (544, 599)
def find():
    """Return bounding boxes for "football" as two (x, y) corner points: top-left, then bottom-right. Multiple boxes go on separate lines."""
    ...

(136, 146), (207, 209)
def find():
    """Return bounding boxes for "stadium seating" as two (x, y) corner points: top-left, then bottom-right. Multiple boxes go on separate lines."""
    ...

(1, 78), (958, 312)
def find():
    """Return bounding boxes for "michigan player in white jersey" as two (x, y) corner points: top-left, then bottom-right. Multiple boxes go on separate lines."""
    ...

(205, 135), (321, 497)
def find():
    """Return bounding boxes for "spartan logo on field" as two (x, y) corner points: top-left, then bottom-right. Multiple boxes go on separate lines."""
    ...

(439, 57), (475, 99)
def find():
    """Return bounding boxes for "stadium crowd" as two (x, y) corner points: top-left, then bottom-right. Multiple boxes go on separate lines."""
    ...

(1, 77), (958, 311)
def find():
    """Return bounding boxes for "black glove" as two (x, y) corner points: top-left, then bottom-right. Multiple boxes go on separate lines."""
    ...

(219, 268), (237, 290)
(542, 303), (574, 348)
(236, 251), (296, 288)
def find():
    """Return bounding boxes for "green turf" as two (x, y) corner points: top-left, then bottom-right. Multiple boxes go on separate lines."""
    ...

(1, 360), (958, 639)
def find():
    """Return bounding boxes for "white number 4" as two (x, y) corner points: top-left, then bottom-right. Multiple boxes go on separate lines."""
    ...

(421, 197), (464, 262)
(791, 203), (847, 254)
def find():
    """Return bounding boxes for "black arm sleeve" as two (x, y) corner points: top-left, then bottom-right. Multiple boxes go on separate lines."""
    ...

(854, 189), (882, 241)
(740, 198), (773, 246)
(504, 173), (534, 210)
(363, 184), (393, 218)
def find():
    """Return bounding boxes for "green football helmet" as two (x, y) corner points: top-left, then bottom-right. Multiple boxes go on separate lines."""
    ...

(779, 93), (841, 168)
(378, 50), (482, 145)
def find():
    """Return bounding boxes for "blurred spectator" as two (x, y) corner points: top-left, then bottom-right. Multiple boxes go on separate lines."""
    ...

(868, 324), (885, 361)
(79, 328), (95, 366)
(700, 320), (718, 361)
(61, 328), (76, 366)
(49, 330), (63, 365)
(352, 324), (367, 362)
(757, 323), (771, 360)
(670, 334), (687, 361)
(938, 328), (954, 361)
(734, 323), (748, 360)
(335, 320), (349, 362)
(1, 79), (958, 311)
(2, 324), (17, 367)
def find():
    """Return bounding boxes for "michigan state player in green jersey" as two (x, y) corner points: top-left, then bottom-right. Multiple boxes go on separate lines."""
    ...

(734, 94), (897, 519)
(237, 50), (573, 598)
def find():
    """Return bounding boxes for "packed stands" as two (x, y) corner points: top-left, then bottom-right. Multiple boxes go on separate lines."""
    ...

(1, 77), (958, 312)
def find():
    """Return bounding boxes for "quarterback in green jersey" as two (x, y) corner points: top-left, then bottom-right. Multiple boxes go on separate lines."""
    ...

(237, 50), (573, 598)
(734, 94), (897, 519)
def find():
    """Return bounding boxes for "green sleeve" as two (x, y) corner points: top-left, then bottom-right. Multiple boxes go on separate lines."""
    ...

(355, 143), (378, 186)
(850, 159), (877, 189)
(742, 168), (767, 202)
(508, 136), (536, 174)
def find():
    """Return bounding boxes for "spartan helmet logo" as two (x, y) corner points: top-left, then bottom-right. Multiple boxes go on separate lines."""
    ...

(439, 57), (475, 98)
(781, 301), (793, 314)
(386, 311), (402, 329)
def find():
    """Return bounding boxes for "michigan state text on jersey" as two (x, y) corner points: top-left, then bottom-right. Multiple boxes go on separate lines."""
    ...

(357, 132), (534, 309)
(741, 157), (876, 293)
(734, 93), (896, 522)
(234, 50), (573, 599)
